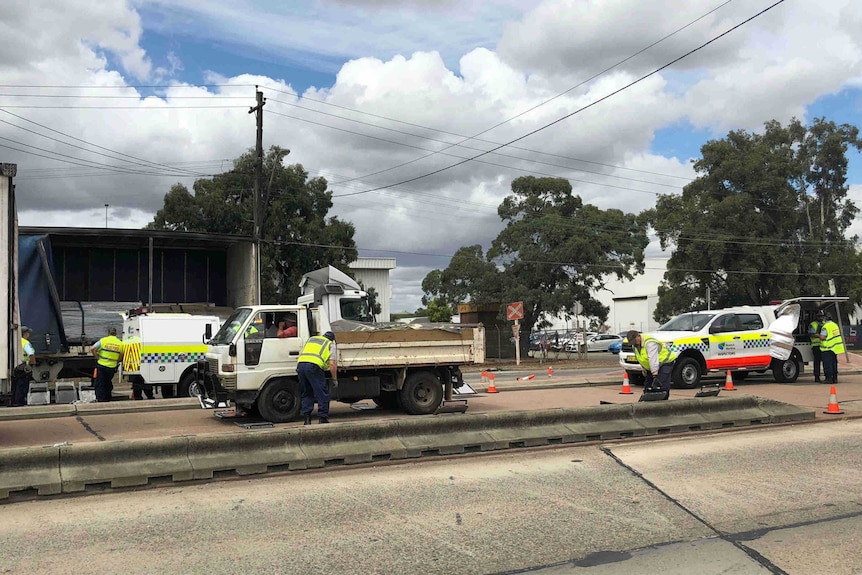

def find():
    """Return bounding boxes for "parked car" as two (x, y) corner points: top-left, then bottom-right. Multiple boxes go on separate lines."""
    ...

(608, 340), (622, 354)
(585, 334), (623, 352)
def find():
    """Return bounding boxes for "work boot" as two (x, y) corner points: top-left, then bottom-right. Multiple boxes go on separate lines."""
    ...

(303, 414), (312, 425)
(319, 417), (330, 424)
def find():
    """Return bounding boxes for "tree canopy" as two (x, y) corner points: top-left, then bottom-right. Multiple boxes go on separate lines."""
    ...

(646, 118), (862, 321)
(148, 146), (357, 303)
(422, 176), (649, 341)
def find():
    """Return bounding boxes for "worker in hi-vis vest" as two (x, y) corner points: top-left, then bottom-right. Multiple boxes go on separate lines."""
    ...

(297, 331), (338, 425)
(91, 326), (125, 402)
(627, 329), (678, 396)
(12, 325), (36, 407)
(808, 311), (825, 383)
(819, 315), (845, 385)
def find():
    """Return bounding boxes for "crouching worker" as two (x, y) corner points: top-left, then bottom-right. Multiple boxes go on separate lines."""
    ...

(298, 331), (338, 425)
(627, 330), (677, 398)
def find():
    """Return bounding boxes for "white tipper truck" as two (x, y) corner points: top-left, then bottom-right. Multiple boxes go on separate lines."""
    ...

(195, 267), (485, 422)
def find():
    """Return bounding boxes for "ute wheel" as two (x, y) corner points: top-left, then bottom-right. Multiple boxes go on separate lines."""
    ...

(178, 371), (210, 398)
(372, 390), (399, 409)
(772, 356), (800, 383)
(257, 378), (301, 423)
(672, 357), (702, 389)
(399, 371), (444, 415)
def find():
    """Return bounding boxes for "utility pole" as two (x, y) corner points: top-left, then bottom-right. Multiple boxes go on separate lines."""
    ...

(249, 88), (265, 305)
(104, 204), (109, 228)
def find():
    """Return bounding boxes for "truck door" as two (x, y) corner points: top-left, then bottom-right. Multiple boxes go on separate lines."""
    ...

(244, 311), (301, 372)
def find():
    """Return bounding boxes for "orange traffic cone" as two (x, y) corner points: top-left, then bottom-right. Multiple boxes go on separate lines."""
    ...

(517, 374), (536, 381)
(480, 371), (488, 384)
(619, 372), (633, 395)
(824, 385), (844, 415)
(548, 367), (553, 377)
(486, 372), (498, 394)
(723, 370), (736, 391)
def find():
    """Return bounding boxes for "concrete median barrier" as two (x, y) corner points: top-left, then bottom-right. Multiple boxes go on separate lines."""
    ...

(300, 419), (408, 468)
(59, 436), (193, 492)
(564, 403), (647, 441)
(754, 397), (816, 423)
(0, 404), (76, 422)
(395, 414), (497, 457)
(188, 429), (306, 478)
(0, 395), (819, 501)
(74, 398), (199, 416)
(483, 408), (584, 448)
(0, 445), (62, 498)
(631, 400), (715, 434)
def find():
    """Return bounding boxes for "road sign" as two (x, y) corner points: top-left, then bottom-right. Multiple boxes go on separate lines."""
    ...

(506, 301), (524, 321)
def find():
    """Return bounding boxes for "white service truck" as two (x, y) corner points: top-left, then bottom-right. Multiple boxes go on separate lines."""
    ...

(120, 309), (222, 397)
(619, 296), (849, 388)
(196, 267), (485, 422)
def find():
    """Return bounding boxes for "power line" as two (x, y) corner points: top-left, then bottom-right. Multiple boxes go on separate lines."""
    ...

(264, 96), (682, 190)
(261, 1), (732, 186)
(333, 0), (786, 199)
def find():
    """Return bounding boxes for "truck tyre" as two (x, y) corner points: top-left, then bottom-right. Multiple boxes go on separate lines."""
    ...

(178, 371), (208, 398)
(257, 378), (301, 423)
(772, 355), (800, 383)
(672, 357), (701, 389)
(372, 390), (399, 409)
(399, 371), (444, 415)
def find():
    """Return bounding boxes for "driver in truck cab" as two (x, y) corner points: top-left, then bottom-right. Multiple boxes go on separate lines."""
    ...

(626, 330), (677, 396)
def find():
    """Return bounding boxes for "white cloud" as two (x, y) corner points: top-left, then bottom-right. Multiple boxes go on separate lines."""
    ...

(4, 0), (862, 313)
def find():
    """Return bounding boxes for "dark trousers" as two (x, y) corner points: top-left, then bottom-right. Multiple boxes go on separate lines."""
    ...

(132, 379), (154, 400)
(644, 363), (673, 393)
(811, 347), (822, 380)
(822, 350), (838, 384)
(298, 362), (329, 419)
(11, 374), (30, 407)
(94, 365), (116, 402)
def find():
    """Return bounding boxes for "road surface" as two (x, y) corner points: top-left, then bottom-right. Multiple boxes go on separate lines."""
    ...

(2, 419), (860, 574)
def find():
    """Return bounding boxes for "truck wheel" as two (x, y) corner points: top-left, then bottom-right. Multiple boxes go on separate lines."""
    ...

(178, 372), (208, 398)
(257, 378), (301, 423)
(399, 371), (444, 415)
(373, 391), (399, 409)
(772, 356), (800, 383)
(672, 357), (701, 389)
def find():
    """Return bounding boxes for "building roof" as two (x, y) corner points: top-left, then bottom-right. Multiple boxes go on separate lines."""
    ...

(19, 226), (253, 250)
(349, 257), (396, 270)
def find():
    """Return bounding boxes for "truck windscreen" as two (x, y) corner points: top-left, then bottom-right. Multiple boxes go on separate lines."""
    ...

(210, 308), (252, 345)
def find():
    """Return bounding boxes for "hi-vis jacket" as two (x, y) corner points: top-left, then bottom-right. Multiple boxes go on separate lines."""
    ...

(633, 335), (677, 373)
(820, 321), (845, 354)
(298, 336), (333, 369)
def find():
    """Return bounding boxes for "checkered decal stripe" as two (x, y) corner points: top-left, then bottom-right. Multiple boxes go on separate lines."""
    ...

(669, 342), (708, 353)
(743, 339), (771, 349)
(141, 352), (206, 364)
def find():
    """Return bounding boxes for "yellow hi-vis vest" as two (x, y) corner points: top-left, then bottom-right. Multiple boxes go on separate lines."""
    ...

(22, 337), (30, 354)
(97, 335), (124, 368)
(820, 321), (845, 354)
(634, 335), (677, 371)
(809, 321), (822, 349)
(298, 336), (332, 369)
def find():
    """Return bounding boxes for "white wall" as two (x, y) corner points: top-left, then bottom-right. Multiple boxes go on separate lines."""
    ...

(349, 258), (396, 321)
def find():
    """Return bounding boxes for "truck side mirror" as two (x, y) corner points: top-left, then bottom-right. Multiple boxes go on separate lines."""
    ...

(204, 324), (213, 342)
(228, 343), (236, 357)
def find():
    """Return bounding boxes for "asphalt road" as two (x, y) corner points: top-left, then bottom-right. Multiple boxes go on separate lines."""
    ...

(2, 420), (860, 575)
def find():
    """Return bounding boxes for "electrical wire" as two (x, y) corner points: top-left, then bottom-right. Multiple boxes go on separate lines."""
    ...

(333, 0), (786, 199)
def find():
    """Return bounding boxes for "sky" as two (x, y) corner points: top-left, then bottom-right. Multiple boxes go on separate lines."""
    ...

(2, 0), (862, 313)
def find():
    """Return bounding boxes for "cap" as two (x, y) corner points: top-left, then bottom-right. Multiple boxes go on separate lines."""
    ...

(284, 313), (297, 324)
(815, 310), (825, 318)
(323, 331), (336, 341)
(20, 325), (31, 334)
(626, 330), (640, 344)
